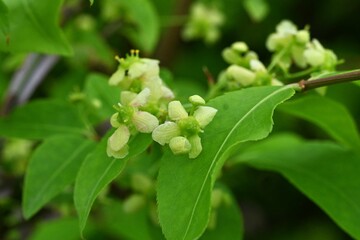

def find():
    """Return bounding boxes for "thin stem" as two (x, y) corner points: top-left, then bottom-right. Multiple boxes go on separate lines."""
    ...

(296, 70), (360, 91)
(285, 66), (318, 80)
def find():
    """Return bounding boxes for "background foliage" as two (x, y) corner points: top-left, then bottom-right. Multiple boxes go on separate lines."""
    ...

(1, 0), (360, 239)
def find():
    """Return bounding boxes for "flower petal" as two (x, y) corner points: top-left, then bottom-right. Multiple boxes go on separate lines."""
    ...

(152, 122), (180, 145)
(110, 113), (121, 128)
(108, 125), (130, 151)
(130, 88), (151, 107)
(168, 101), (188, 121)
(188, 134), (202, 158)
(109, 68), (125, 86)
(132, 111), (159, 133)
(107, 142), (129, 159)
(193, 106), (218, 128)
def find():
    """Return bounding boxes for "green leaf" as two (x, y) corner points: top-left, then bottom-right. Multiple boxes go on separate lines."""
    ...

(0, 0), (72, 55)
(0, 0), (9, 37)
(237, 135), (360, 239)
(243, 0), (269, 22)
(89, 0), (94, 6)
(84, 73), (120, 122)
(23, 135), (95, 219)
(157, 86), (295, 240)
(200, 187), (243, 240)
(100, 200), (153, 240)
(121, 0), (160, 53)
(0, 100), (88, 139)
(74, 132), (152, 235)
(29, 218), (80, 240)
(278, 95), (360, 150)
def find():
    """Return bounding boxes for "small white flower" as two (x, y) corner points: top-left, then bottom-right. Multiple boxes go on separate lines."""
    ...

(168, 101), (188, 120)
(193, 106), (218, 128)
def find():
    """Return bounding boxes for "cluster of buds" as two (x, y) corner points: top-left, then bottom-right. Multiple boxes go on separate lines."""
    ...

(182, 2), (225, 44)
(219, 41), (281, 91)
(266, 20), (338, 72)
(152, 95), (217, 159)
(107, 50), (217, 159)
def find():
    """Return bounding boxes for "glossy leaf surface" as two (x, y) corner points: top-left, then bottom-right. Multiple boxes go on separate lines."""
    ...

(236, 134), (360, 239)
(0, 0), (71, 55)
(0, 100), (87, 139)
(74, 132), (152, 234)
(23, 135), (95, 219)
(279, 95), (360, 150)
(157, 86), (295, 240)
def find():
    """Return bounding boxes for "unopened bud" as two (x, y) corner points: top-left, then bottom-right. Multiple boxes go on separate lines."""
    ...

(231, 41), (248, 53)
(122, 194), (146, 213)
(169, 136), (191, 155)
(189, 95), (205, 106)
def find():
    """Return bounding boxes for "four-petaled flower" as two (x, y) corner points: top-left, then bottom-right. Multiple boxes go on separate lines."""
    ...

(107, 88), (159, 159)
(152, 96), (217, 158)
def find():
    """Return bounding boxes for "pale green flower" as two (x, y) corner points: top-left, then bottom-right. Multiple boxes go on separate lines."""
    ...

(152, 98), (217, 159)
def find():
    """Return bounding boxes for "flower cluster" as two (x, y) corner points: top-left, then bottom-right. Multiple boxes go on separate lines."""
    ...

(266, 20), (338, 72)
(107, 50), (217, 159)
(219, 41), (281, 91)
(152, 95), (217, 159)
(182, 2), (225, 44)
(107, 50), (175, 159)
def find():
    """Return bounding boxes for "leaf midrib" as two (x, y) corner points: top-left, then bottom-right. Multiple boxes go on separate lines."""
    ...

(182, 86), (292, 239)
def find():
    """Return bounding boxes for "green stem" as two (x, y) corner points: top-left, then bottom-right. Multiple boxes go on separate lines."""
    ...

(295, 69), (360, 91)
(285, 66), (318, 79)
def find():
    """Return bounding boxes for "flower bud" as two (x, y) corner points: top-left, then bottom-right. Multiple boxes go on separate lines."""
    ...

(226, 65), (256, 86)
(152, 122), (181, 145)
(168, 101), (188, 120)
(304, 48), (325, 67)
(296, 30), (310, 44)
(188, 134), (202, 159)
(222, 48), (241, 64)
(122, 194), (146, 213)
(169, 136), (191, 155)
(250, 59), (266, 72)
(193, 106), (218, 128)
(131, 173), (154, 195)
(211, 188), (224, 209)
(189, 95), (205, 106)
(132, 111), (159, 133)
(231, 41), (248, 53)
